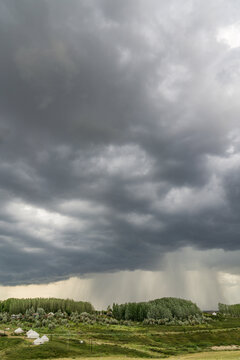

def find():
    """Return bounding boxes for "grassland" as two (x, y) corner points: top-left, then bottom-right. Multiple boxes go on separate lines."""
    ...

(2, 318), (240, 359)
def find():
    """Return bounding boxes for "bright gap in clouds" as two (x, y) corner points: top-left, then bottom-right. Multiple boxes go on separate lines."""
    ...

(217, 22), (240, 48)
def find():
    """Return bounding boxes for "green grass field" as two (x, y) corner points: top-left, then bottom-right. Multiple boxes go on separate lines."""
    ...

(2, 318), (240, 359)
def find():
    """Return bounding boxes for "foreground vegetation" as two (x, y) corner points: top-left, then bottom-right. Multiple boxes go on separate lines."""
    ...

(1, 316), (240, 359)
(0, 297), (240, 359)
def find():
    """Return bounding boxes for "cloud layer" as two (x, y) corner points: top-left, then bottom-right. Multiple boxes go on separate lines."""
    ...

(1, 0), (240, 285)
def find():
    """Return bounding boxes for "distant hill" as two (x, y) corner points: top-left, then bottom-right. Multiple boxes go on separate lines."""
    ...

(112, 297), (201, 321)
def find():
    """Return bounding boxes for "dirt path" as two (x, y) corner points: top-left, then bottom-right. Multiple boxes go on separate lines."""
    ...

(51, 352), (240, 360)
(52, 353), (240, 360)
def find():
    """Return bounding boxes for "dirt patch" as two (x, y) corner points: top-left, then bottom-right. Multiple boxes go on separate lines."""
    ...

(211, 345), (240, 351)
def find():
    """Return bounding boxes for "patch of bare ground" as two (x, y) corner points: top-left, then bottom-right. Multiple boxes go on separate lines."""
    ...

(211, 345), (240, 350)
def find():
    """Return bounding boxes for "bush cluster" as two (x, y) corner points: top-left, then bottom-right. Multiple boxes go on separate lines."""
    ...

(143, 314), (210, 326)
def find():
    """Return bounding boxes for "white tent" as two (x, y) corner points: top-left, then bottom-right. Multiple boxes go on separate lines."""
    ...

(26, 329), (36, 336)
(14, 327), (24, 334)
(27, 330), (39, 339)
(41, 335), (49, 343)
(33, 337), (44, 345)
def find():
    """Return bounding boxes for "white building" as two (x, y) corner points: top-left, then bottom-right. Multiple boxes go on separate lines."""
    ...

(14, 328), (24, 334)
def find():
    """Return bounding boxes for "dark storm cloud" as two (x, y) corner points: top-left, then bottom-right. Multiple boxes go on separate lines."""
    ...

(0, 0), (240, 284)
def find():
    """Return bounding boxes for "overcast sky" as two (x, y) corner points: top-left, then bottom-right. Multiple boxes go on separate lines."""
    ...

(1, 0), (240, 308)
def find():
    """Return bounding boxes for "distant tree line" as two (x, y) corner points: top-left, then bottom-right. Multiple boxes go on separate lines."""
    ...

(112, 297), (201, 321)
(218, 303), (240, 317)
(0, 298), (94, 315)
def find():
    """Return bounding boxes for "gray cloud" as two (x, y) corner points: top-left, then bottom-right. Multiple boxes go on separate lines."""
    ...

(0, 0), (240, 285)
